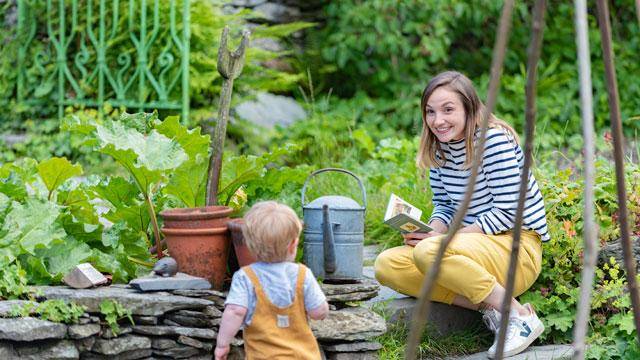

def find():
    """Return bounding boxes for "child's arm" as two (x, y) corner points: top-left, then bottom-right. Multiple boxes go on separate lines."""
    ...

(215, 304), (247, 360)
(308, 301), (329, 320)
(303, 266), (330, 320)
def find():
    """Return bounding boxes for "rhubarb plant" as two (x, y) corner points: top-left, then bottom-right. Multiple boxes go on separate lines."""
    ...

(0, 111), (305, 285)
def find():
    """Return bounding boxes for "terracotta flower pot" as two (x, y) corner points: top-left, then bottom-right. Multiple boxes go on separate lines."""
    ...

(227, 218), (257, 269)
(161, 226), (230, 290)
(160, 206), (233, 229)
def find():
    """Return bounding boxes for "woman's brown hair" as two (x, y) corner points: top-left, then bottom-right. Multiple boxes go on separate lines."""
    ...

(416, 71), (519, 169)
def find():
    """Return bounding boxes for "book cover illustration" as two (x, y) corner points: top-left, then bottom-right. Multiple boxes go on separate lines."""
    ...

(383, 194), (433, 233)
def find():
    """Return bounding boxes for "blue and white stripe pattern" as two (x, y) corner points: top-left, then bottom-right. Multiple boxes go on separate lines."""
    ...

(428, 127), (550, 241)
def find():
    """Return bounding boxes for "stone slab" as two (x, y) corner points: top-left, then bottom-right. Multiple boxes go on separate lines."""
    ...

(68, 323), (101, 339)
(153, 344), (203, 358)
(14, 339), (79, 359)
(92, 335), (151, 355)
(75, 337), (96, 353)
(453, 344), (574, 360)
(178, 335), (213, 351)
(129, 272), (211, 292)
(0, 300), (36, 317)
(82, 348), (152, 360)
(322, 341), (382, 352)
(151, 337), (178, 350)
(325, 351), (378, 360)
(172, 289), (226, 308)
(0, 317), (67, 341)
(321, 279), (380, 303)
(165, 313), (217, 328)
(132, 325), (217, 339)
(311, 307), (387, 342)
(321, 279), (379, 296)
(36, 286), (213, 316)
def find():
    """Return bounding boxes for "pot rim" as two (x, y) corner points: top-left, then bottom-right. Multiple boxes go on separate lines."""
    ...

(227, 218), (244, 231)
(161, 226), (228, 235)
(160, 206), (233, 220)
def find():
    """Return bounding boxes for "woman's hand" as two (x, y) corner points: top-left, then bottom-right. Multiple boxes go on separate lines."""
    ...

(402, 231), (442, 247)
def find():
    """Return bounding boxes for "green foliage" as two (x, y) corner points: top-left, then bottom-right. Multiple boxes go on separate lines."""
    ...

(11, 300), (86, 324)
(314, 0), (640, 150)
(0, 147), (151, 284)
(517, 157), (640, 357)
(0, 0), (311, 126)
(100, 299), (134, 335)
(0, 263), (30, 300)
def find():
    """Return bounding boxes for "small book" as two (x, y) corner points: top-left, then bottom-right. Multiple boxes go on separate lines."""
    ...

(383, 194), (433, 233)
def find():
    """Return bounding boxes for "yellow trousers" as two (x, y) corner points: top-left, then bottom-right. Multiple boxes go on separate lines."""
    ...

(374, 231), (542, 304)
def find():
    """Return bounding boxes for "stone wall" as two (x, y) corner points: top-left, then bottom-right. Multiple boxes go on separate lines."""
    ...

(0, 280), (385, 359)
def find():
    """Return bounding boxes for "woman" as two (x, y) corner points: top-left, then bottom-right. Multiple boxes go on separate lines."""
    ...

(374, 71), (549, 358)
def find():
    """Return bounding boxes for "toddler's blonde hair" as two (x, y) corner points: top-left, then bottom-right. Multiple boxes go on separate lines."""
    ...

(242, 201), (302, 263)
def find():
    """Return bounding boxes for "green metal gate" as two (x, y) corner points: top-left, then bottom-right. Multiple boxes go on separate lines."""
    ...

(15, 0), (190, 121)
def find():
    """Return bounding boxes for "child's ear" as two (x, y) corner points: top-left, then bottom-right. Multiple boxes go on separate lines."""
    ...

(288, 237), (299, 252)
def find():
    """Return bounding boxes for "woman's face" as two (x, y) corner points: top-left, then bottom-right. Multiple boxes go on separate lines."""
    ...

(425, 87), (466, 143)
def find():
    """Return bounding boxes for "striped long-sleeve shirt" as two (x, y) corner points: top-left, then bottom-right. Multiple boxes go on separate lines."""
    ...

(428, 127), (550, 241)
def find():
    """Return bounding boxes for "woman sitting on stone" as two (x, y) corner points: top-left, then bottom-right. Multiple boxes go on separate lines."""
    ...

(374, 71), (548, 358)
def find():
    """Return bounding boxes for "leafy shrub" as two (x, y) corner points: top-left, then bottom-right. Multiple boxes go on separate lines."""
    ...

(11, 300), (86, 324)
(0, 263), (30, 300)
(314, 0), (640, 149)
(100, 299), (134, 335)
(519, 157), (640, 358)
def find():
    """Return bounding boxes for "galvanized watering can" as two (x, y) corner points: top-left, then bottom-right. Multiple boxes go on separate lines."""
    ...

(301, 168), (366, 281)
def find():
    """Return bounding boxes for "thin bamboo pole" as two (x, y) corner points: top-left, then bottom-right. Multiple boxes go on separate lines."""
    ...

(595, 0), (640, 344)
(494, 1), (546, 358)
(404, 1), (515, 358)
(572, 0), (598, 358)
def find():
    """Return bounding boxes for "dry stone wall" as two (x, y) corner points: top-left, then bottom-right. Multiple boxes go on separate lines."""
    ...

(0, 279), (385, 359)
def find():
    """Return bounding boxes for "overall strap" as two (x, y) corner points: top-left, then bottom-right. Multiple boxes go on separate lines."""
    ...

(242, 265), (266, 298)
(295, 264), (306, 298)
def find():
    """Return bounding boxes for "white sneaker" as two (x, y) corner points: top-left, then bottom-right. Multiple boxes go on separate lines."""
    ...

(481, 308), (501, 334)
(487, 304), (544, 358)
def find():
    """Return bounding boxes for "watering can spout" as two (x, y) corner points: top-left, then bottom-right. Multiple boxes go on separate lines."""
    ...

(322, 205), (337, 274)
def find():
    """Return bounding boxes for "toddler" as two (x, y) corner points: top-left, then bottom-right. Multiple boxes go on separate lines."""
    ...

(215, 201), (329, 360)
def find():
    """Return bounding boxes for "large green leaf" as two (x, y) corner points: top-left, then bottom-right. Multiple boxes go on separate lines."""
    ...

(153, 115), (210, 160)
(90, 177), (140, 209)
(57, 187), (100, 225)
(95, 121), (187, 193)
(36, 237), (94, 282)
(155, 115), (210, 208)
(0, 159), (39, 201)
(104, 203), (150, 236)
(0, 199), (65, 255)
(37, 157), (83, 198)
(0, 193), (11, 227)
(218, 144), (300, 204)
(163, 153), (208, 208)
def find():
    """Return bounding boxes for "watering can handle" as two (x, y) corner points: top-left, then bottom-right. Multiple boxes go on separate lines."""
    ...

(301, 168), (367, 208)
